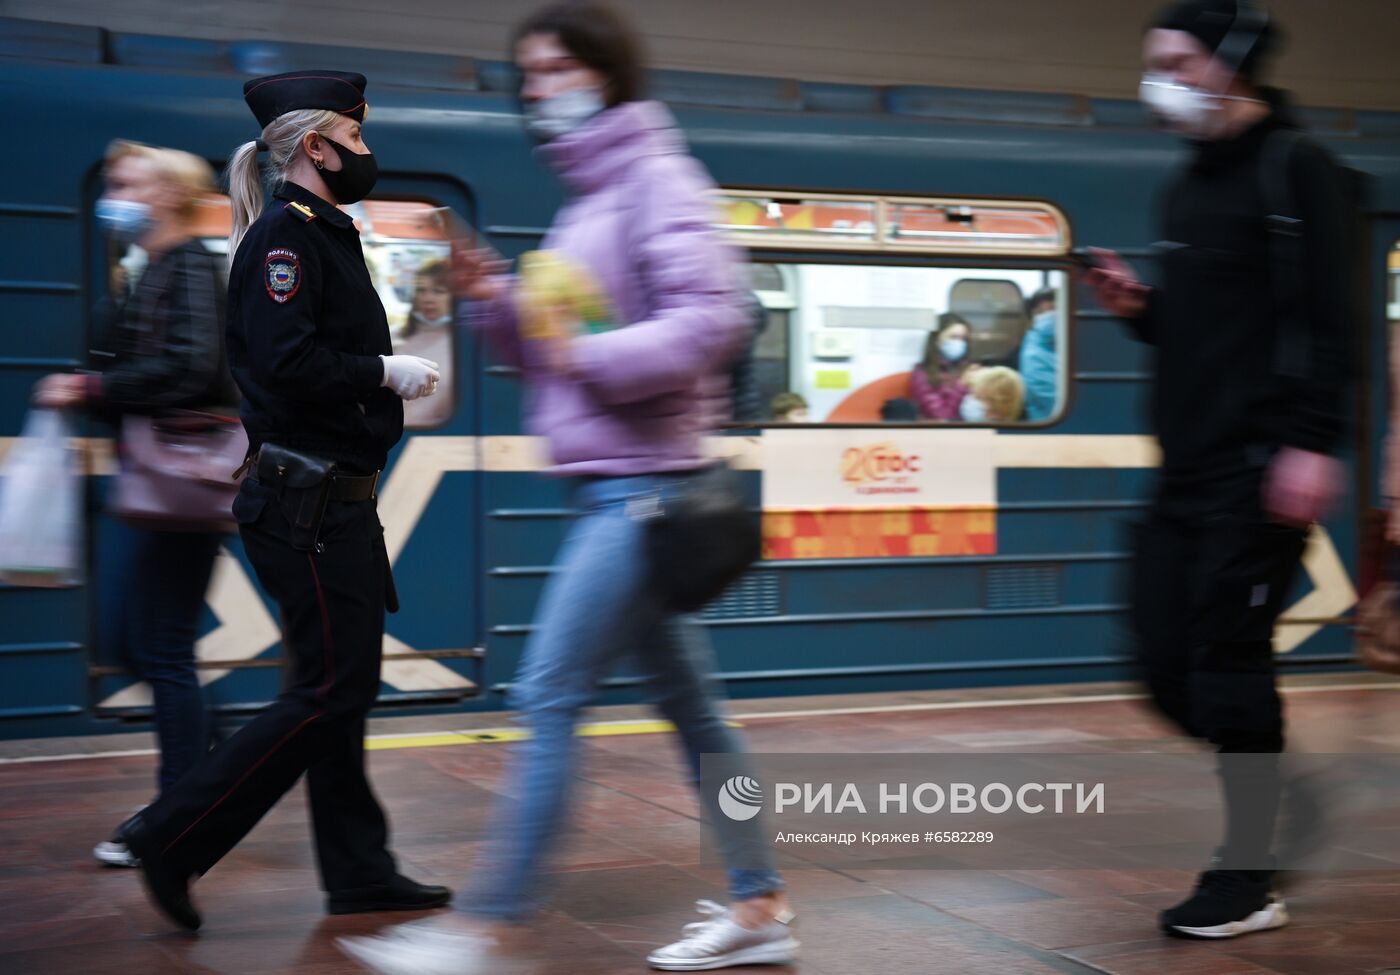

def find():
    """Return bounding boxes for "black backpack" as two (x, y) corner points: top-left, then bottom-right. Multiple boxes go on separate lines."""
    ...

(1260, 128), (1367, 383)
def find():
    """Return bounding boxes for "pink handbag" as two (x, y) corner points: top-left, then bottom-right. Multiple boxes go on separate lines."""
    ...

(110, 412), (248, 532)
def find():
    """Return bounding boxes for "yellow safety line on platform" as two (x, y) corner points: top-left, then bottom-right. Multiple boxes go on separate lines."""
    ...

(363, 719), (740, 751)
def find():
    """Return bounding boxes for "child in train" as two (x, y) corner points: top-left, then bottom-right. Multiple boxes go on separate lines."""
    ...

(771, 391), (810, 422)
(960, 365), (1025, 423)
(395, 258), (455, 428)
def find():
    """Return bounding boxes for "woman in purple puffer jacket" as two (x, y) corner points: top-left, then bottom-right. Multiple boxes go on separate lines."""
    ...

(339, 5), (796, 974)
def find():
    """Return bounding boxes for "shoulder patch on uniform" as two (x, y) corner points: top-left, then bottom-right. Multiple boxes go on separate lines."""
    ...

(264, 248), (302, 303)
(283, 201), (317, 222)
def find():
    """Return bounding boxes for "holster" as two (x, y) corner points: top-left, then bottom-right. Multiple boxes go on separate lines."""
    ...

(254, 444), (336, 552)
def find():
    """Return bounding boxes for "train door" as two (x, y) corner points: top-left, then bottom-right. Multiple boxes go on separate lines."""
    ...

(91, 175), (483, 724)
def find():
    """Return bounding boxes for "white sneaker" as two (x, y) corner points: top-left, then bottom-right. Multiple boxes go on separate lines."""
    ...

(648, 900), (799, 971)
(92, 840), (140, 868)
(339, 922), (520, 975)
(93, 807), (147, 868)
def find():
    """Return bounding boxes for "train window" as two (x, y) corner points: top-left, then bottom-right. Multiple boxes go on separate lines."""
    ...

(720, 194), (879, 248)
(104, 193), (458, 430)
(718, 191), (1068, 256)
(887, 201), (1064, 255)
(748, 262), (1067, 425)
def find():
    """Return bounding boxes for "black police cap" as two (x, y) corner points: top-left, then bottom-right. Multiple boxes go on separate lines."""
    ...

(243, 70), (368, 130)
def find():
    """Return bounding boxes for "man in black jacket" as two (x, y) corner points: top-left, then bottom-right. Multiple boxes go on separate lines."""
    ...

(1088, 0), (1353, 941)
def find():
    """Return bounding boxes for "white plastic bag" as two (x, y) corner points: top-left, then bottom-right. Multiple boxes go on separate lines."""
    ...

(0, 409), (83, 587)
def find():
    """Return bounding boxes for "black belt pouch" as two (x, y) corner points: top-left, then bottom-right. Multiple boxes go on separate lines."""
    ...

(255, 444), (337, 551)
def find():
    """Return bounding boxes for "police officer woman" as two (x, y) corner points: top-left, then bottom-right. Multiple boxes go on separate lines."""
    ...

(125, 71), (449, 931)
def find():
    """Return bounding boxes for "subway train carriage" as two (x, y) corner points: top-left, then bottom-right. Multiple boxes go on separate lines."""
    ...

(2, 19), (1399, 740)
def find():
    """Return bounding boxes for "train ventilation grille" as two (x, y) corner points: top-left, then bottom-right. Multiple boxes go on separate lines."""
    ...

(984, 565), (1061, 610)
(702, 571), (782, 620)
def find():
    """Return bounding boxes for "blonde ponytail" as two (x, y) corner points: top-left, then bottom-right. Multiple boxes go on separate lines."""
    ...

(226, 141), (262, 261)
(225, 108), (343, 262)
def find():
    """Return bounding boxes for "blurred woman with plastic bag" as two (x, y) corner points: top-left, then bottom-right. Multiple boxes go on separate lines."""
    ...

(340, 4), (796, 972)
(32, 140), (240, 868)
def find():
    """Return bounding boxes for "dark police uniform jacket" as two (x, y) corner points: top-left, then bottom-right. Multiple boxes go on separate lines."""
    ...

(226, 181), (403, 474)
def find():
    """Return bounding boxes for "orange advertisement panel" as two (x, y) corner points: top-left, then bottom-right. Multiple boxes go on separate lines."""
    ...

(762, 506), (996, 560)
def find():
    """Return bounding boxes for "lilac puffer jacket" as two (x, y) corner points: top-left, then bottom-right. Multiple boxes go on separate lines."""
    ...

(470, 100), (746, 476)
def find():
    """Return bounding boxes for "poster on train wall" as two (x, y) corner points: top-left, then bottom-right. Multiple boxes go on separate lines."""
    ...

(760, 429), (998, 560)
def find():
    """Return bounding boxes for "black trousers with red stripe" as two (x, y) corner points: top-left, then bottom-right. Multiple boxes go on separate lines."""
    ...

(138, 477), (397, 891)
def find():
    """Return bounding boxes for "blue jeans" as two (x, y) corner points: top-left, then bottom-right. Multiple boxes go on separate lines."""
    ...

(106, 525), (222, 794)
(462, 474), (783, 919)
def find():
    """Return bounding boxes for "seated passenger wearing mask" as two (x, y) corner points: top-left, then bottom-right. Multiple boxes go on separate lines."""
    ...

(910, 313), (973, 421)
(960, 366), (1025, 423)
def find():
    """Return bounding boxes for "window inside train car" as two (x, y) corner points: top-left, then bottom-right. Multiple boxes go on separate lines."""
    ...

(105, 194), (458, 430)
(722, 191), (1070, 425)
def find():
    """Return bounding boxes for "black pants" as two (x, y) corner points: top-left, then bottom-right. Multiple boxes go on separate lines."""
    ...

(138, 478), (396, 891)
(110, 525), (221, 793)
(1129, 489), (1308, 865)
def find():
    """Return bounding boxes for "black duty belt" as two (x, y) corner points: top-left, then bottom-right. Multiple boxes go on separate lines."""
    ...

(328, 470), (381, 502)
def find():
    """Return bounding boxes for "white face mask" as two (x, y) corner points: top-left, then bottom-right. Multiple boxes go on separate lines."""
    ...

(939, 337), (968, 362)
(1139, 73), (1216, 135)
(524, 87), (606, 142)
(1139, 72), (1261, 139)
(959, 395), (988, 423)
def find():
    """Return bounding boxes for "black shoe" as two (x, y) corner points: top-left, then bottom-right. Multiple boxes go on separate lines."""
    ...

(1160, 870), (1288, 940)
(327, 874), (453, 915)
(124, 816), (201, 932)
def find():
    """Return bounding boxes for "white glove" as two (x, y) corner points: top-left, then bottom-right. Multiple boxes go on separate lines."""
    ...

(379, 355), (440, 401)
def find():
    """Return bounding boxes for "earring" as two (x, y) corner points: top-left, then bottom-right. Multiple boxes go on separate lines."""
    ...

(314, 157), (324, 170)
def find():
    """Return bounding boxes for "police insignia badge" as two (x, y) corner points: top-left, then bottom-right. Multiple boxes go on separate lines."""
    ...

(264, 248), (301, 303)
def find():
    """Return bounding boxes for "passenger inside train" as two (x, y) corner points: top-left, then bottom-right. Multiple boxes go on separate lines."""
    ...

(739, 249), (1068, 425)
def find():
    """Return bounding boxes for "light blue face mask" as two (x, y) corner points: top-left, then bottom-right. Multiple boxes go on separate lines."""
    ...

(95, 198), (153, 244)
(1033, 310), (1056, 334)
(938, 337), (968, 363)
(411, 311), (453, 329)
(959, 395), (988, 423)
(524, 87), (606, 142)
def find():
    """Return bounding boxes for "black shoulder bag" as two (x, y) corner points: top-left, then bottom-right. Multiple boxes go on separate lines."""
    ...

(643, 461), (761, 613)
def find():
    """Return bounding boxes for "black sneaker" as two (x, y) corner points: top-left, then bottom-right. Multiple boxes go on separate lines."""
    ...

(1160, 870), (1288, 939)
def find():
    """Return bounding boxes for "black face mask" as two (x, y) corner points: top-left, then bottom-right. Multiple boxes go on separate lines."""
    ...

(318, 137), (378, 205)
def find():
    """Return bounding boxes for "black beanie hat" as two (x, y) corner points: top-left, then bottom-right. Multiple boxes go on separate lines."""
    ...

(1151, 0), (1278, 79)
